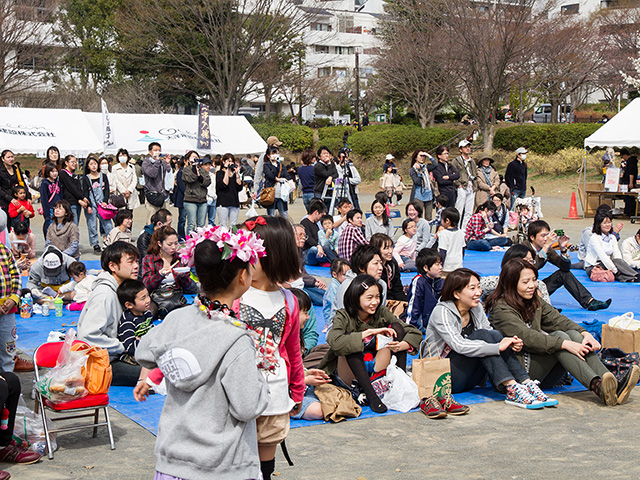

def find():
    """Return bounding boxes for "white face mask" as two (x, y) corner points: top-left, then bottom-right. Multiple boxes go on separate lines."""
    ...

(520, 154), (527, 160)
(100, 165), (109, 173)
(118, 156), (127, 163)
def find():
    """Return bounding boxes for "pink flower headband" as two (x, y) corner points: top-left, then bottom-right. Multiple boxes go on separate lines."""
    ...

(179, 225), (266, 268)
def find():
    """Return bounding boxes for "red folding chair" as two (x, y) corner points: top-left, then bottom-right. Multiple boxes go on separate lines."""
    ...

(33, 340), (115, 459)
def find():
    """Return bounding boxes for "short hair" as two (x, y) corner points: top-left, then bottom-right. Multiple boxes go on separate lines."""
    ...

(101, 241), (140, 272)
(301, 149), (316, 166)
(416, 248), (442, 275)
(492, 192), (503, 201)
(435, 194), (449, 207)
(61, 155), (76, 170)
(501, 244), (536, 267)
(46, 146), (60, 162)
(146, 226), (178, 256)
(636, 228), (640, 237)
(44, 163), (58, 179)
(150, 208), (172, 227)
(620, 148), (630, 156)
(592, 211), (613, 235)
(53, 200), (74, 224)
(369, 232), (393, 252)
(441, 207), (460, 228)
(243, 216), (300, 284)
(288, 288), (312, 313)
(320, 214), (333, 226)
(440, 268), (481, 302)
(116, 148), (130, 159)
(401, 217), (415, 234)
(308, 199), (327, 215)
(517, 203), (529, 211)
(350, 244), (381, 275)
(317, 146), (332, 157)
(330, 258), (351, 276)
(11, 185), (26, 197)
(435, 145), (449, 156)
(114, 209), (133, 227)
(336, 198), (352, 209)
(344, 274), (382, 318)
(346, 208), (363, 223)
(83, 155), (99, 175)
(12, 221), (29, 236)
(527, 220), (551, 241)
(67, 261), (86, 277)
(148, 142), (161, 152)
(405, 201), (423, 218)
(117, 279), (147, 309)
(195, 239), (250, 297)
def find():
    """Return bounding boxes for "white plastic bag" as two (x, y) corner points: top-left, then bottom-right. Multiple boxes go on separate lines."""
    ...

(383, 357), (420, 413)
(245, 201), (258, 219)
(13, 394), (57, 455)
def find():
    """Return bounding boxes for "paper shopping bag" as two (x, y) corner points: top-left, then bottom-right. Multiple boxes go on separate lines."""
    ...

(412, 341), (452, 399)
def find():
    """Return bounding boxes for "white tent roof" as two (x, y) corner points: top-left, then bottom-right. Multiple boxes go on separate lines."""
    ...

(0, 107), (102, 157)
(584, 98), (640, 149)
(84, 112), (267, 156)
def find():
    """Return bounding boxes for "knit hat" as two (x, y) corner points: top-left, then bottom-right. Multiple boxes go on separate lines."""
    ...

(42, 246), (64, 277)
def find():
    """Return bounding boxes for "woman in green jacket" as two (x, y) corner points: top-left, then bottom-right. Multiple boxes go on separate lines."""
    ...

(486, 258), (639, 406)
(318, 274), (422, 413)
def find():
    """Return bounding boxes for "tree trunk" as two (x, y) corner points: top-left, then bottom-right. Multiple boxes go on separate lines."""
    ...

(550, 97), (559, 124)
(264, 84), (272, 118)
(482, 121), (496, 152)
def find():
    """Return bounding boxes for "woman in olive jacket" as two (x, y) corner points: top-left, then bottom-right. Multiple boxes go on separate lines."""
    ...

(318, 274), (422, 413)
(486, 258), (639, 407)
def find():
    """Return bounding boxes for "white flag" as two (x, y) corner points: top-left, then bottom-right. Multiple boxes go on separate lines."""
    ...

(101, 99), (115, 152)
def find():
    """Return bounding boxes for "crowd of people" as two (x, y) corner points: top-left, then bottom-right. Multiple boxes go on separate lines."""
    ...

(0, 140), (638, 479)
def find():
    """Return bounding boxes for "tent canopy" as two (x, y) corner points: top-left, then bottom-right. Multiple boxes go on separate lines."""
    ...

(84, 112), (267, 156)
(584, 98), (640, 149)
(0, 107), (102, 157)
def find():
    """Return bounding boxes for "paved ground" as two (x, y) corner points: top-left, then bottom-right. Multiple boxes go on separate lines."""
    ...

(11, 192), (640, 480)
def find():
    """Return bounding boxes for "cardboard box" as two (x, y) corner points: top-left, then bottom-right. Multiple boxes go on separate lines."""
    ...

(601, 324), (640, 353)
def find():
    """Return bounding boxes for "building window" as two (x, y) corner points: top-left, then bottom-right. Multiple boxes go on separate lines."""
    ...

(560, 3), (579, 14)
(312, 23), (332, 32)
(315, 45), (330, 54)
(14, 0), (56, 21)
(338, 15), (354, 33)
(318, 67), (331, 78)
(335, 46), (354, 55)
(333, 68), (347, 78)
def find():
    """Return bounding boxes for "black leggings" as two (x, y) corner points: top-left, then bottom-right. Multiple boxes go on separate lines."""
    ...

(0, 372), (21, 447)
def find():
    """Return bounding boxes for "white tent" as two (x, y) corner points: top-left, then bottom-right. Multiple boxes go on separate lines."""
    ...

(584, 98), (640, 149)
(84, 112), (267, 156)
(0, 107), (102, 157)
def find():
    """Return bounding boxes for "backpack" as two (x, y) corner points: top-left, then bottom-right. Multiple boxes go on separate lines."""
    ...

(70, 343), (113, 394)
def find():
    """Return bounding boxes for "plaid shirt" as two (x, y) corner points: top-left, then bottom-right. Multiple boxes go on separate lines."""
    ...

(0, 244), (20, 312)
(465, 213), (487, 242)
(337, 223), (368, 261)
(141, 254), (193, 292)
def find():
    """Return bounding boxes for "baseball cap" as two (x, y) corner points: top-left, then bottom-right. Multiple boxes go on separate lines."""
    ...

(201, 157), (213, 165)
(42, 247), (64, 277)
(385, 154), (395, 161)
(458, 139), (471, 148)
(266, 136), (283, 147)
(515, 147), (528, 154)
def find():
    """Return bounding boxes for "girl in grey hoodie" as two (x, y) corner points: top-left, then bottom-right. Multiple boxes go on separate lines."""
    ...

(134, 231), (269, 480)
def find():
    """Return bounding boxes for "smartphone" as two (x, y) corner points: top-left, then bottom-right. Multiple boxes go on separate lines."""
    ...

(554, 229), (564, 236)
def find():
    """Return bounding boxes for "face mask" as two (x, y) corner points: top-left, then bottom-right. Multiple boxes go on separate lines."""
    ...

(100, 165), (109, 173)
(521, 154), (527, 160)
(118, 156), (127, 163)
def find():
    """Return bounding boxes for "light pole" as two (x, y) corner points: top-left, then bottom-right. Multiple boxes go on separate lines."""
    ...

(355, 47), (361, 131)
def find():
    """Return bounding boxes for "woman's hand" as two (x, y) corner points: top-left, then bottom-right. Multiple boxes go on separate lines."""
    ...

(387, 340), (410, 352)
(124, 190), (131, 198)
(305, 369), (331, 386)
(159, 267), (172, 276)
(498, 336), (519, 352)
(133, 381), (151, 402)
(581, 332), (601, 352)
(562, 340), (590, 361)
(362, 327), (396, 339)
(101, 202), (107, 208)
(86, 206), (93, 215)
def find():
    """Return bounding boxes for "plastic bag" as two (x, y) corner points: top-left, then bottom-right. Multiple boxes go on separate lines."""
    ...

(35, 329), (88, 403)
(13, 394), (57, 455)
(609, 312), (640, 330)
(245, 201), (258, 219)
(383, 357), (420, 413)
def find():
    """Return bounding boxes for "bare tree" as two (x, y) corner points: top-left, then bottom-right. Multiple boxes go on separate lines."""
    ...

(117, 0), (311, 115)
(0, 1), (56, 105)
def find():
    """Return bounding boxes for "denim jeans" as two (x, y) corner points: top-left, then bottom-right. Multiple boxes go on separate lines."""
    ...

(70, 204), (81, 225)
(207, 200), (217, 225)
(86, 205), (113, 247)
(510, 189), (526, 211)
(217, 206), (239, 228)
(184, 202), (208, 235)
(302, 192), (315, 213)
(304, 286), (327, 307)
(448, 329), (528, 394)
(466, 236), (511, 251)
(43, 208), (54, 237)
(267, 198), (288, 217)
(305, 245), (338, 266)
(0, 313), (17, 372)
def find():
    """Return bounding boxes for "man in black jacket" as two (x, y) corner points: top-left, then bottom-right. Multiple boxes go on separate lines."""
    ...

(524, 220), (610, 311)
(505, 147), (528, 210)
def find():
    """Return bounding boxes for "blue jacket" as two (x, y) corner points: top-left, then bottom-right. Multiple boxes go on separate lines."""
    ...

(406, 274), (443, 333)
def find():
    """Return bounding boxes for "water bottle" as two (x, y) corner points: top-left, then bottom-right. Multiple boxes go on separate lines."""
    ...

(20, 294), (32, 319)
(42, 301), (49, 317)
(54, 297), (63, 317)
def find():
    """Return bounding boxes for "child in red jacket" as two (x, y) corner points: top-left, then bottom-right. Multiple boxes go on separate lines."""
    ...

(8, 185), (34, 230)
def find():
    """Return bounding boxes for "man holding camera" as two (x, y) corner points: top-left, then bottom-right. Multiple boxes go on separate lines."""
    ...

(523, 220), (611, 311)
(452, 139), (478, 230)
(335, 148), (361, 210)
(141, 142), (172, 223)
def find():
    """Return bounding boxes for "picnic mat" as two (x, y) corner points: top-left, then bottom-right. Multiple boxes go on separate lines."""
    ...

(16, 251), (640, 435)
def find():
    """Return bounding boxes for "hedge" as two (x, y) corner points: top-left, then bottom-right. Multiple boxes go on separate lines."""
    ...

(493, 124), (602, 155)
(252, 123), (314, 152)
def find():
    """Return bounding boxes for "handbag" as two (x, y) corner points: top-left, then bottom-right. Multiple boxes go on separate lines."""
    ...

(151, 285), (187, 319)
(412, 341), (452, 399)
(589, 265), (615, 282)
(145, 189), (166, 207)
(110, 194), (126, 209)
(96, 203), (118, 220)
(259, 187), (275, 206)
(598, 348), (640, 383)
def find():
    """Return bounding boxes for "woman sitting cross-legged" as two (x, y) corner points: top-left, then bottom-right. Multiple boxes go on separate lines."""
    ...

(426, 268), (557, 412)
(318, 274), (422, 413)
(487, 258), (640, 406)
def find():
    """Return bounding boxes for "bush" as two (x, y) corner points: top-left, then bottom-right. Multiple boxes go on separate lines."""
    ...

(524, 147), (602, 176)
(252, 122), (314, 152)
(493, 124), (602, 155)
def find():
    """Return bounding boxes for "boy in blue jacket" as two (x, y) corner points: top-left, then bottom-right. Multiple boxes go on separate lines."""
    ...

(406, 248), (444, 333)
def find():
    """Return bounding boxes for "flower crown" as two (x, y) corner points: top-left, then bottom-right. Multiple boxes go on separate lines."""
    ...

(179, 225), (266, 267)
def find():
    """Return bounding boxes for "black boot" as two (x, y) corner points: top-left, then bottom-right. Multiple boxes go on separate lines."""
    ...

(346, 353), (387, 413)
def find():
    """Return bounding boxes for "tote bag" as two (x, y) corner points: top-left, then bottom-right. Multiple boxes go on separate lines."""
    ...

(412, 341), (452, 399)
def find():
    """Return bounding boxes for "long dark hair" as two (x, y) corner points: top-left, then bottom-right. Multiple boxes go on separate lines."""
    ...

(344, 274), (382, 319)
(146, 226), (178, 256)
(485, 258), (539, 324)
(370, 199), (389, 227)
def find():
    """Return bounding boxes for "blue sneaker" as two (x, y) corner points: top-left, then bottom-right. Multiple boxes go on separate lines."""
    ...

(505, 383), (544, 409)
(526, 380), (559, 407)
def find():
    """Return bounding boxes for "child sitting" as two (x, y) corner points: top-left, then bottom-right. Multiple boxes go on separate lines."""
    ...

(105, 209), (134, 246)
(116, 279), (154, 365)
(516, 203), (537, 244)
(9, 221), (35, 270)
(134, 225), (269, 480)
(430, 194), (449, 232)
(393, 218), (418, 272)
(46, 200), (80, 259)
(318, 214), (339, 256)
(406, 249), (444, 333)
(322, 258), (351, 333)
(8, 185), (34, 230)
(437, 207), (466, 275)
(58, 261), (97, 310)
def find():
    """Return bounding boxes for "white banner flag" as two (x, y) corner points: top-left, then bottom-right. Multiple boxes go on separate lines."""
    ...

(101, 99), (115, 152)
